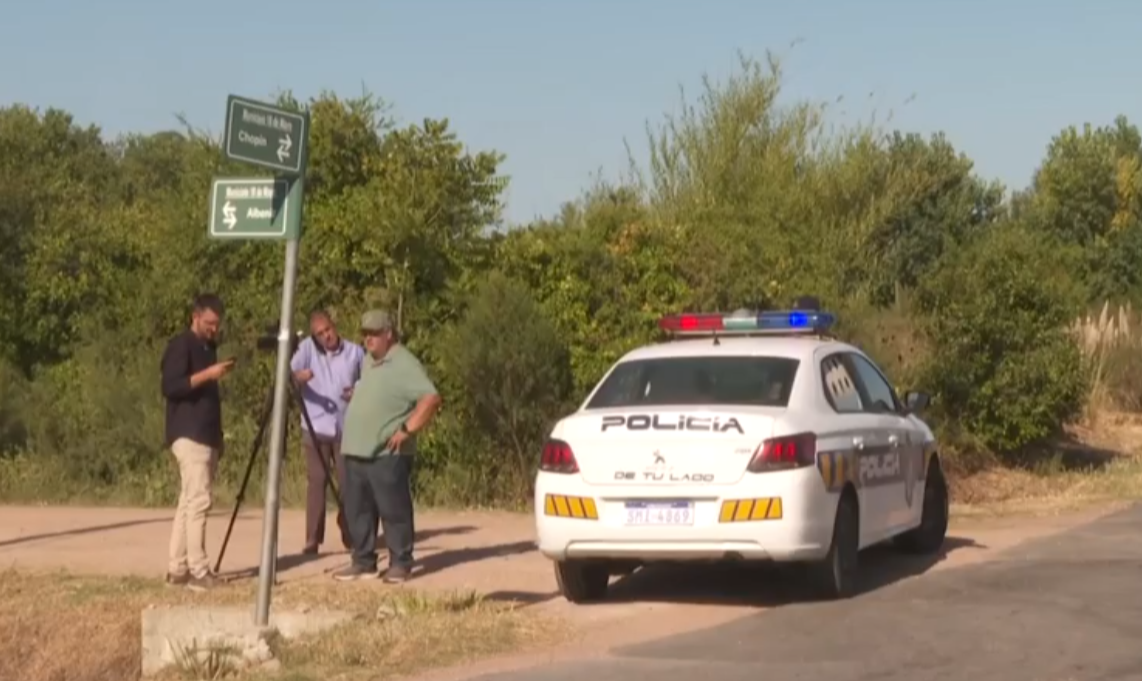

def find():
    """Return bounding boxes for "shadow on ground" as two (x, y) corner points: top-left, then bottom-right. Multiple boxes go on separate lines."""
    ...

(486, 536), (983, 609)
(484, 589), (561, 606)
(0, 518), (171, 550)
(1009, 435), (1126, 472)
(414, 540), (536, 578)
(219, 525), (484, 580)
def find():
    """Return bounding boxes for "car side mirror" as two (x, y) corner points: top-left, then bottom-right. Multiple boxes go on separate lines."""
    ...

(903, 390), (930, 414)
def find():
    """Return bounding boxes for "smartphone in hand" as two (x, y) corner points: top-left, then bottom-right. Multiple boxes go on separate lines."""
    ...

(218, 357), (238, 376)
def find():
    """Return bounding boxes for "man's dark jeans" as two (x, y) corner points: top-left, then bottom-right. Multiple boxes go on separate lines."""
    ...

(342, 453), (415, 572)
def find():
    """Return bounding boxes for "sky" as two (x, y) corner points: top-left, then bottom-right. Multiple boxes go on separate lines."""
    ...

(3, 0), (1140, 227)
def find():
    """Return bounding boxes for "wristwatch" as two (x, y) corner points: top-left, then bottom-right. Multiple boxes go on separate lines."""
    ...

(399, 422), (410, 435)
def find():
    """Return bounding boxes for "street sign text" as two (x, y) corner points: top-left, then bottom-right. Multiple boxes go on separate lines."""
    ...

(208, 178), (292, 239)
(224, 96), (306, 174)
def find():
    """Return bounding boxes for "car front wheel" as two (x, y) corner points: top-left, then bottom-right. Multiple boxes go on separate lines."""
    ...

(894, 460), (950, 554)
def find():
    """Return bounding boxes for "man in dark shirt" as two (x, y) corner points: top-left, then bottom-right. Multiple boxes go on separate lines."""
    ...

(160, 293), (234, 591)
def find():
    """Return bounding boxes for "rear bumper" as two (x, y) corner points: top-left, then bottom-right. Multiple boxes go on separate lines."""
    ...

(543, 537), (828, 562)
(533, 470), (836, 563)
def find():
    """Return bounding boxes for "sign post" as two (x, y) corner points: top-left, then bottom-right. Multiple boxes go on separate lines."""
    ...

(213, 94), (310, 628)
(253, 173), (304, 627)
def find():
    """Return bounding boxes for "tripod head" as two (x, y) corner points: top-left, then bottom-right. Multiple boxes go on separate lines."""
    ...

(255, 324), (305, 354)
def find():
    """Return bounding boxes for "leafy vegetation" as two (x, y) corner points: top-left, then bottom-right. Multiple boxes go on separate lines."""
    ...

(2, 52), (1142, 507)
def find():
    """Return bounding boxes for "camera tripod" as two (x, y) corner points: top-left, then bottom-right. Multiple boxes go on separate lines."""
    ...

(214, 376), (348, 574)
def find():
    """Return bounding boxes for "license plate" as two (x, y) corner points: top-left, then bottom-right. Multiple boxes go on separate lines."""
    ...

(624, 500), (694, 526)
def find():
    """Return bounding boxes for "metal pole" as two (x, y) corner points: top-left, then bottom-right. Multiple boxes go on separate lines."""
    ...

(254, 169), (306, 627)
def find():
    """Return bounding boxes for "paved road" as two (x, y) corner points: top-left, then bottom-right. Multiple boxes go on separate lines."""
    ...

(471, 503), (1142, 681)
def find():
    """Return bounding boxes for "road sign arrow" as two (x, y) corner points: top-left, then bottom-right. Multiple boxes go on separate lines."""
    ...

(225, 96), (307, 174)
(222, 201), (238, 230)
(277, 134), (292, 163)
(209, 178), (291, 239)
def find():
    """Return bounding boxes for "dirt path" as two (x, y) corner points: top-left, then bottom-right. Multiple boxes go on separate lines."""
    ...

(0, 499), (1128, 676)
(0, 505), (549, 594)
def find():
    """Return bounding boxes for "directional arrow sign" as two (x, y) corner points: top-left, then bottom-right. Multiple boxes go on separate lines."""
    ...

(222, 201), (238, 230)
(208, 178), (292, 239)
(224, 95), (307, 175)
(277, 134), (292, 163)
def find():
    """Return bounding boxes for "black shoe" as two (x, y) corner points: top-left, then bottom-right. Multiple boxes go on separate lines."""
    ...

(187, 572), (222, 592)
(332, 564), (379, 582)
(165, 571), (190, 587)
(383, 564), (411, 583)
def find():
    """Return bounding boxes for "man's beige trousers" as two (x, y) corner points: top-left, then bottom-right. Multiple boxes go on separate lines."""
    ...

(168, 438), (218, 578)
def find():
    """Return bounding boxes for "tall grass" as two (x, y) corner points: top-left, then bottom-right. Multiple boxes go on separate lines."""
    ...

(1070, 301), (1142, 424)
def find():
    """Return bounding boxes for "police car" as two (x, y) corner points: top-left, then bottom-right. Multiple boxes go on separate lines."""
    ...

(533, 307), (949, 603)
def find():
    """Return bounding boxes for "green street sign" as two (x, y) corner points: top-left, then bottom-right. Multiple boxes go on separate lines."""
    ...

(208, 178), (293, 239)
(224, 95), (307, 175)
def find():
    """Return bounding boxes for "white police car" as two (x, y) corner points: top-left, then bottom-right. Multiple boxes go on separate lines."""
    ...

(533, 308), (949, 603)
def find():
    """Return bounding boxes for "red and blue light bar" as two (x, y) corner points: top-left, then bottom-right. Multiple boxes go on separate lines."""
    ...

(658, 310), (836, 335)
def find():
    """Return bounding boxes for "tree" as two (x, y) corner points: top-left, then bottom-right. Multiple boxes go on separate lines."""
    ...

(859, 131), (1005, 306)
(1024, 116), (1142, 302)
(433, 272), (574, 497)
(916, 222), (1087, 453)
(0, 105), (122, 372)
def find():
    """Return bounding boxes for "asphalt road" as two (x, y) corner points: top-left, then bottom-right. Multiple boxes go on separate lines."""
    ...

(473, 503), (1142, 681)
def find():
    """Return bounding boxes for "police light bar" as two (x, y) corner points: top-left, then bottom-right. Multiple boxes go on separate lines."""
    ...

(657, 310), (837, 335)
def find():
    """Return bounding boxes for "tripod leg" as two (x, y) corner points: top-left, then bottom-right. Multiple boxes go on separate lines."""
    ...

(214, 384), (276, 574)
(290, 381), (352, 549)
(290, 381), (343, 506)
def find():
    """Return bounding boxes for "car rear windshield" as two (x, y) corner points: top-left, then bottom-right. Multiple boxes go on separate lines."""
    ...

(584, 356), (801, 409)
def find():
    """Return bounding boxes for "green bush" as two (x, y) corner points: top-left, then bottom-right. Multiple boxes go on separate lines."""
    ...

(3, 327), (312, 507)
(915, 222), (1088, 454)
(835, 292), (930, 396)
(422, 272), (575, 504)
(0, 359), (27, 455)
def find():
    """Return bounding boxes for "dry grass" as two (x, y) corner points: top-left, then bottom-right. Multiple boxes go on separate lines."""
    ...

(1070, 300), (1133, 357)
(951, 456), (1142, 517)
(1070, 301), (1142, 422)
(949, 410), (1142, 518)
(0, 570), (565, 681)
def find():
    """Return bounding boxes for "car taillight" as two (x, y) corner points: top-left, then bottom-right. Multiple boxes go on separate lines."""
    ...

(747, 432), (817, 473)
(540, 439), (579, 474)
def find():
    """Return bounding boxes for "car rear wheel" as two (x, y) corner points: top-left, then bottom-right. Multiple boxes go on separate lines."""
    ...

(811, 490), (860, 600)
(894, 460), (949, 554)
(554, 560), (610, 603)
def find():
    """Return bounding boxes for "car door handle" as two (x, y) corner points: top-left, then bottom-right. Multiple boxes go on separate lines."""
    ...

(853, 436), (865, 451)
(888, 434), (900, 448)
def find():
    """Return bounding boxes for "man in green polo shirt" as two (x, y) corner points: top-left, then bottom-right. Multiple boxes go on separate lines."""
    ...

(333, 310), (443, 583)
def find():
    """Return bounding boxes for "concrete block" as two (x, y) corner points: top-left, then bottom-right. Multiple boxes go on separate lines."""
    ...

(140, 605), (352, 677)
